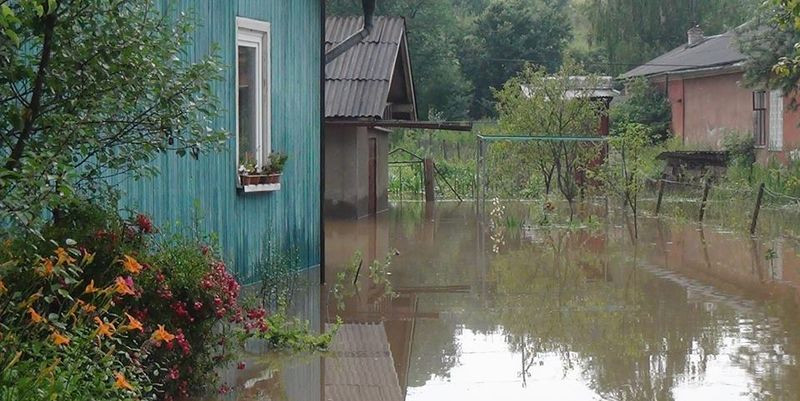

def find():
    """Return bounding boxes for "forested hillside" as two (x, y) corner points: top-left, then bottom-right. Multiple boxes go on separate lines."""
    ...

(326, 0), (756, 120)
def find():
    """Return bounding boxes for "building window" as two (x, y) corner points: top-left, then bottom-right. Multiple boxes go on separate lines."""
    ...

(769, 89), (784, 151)
(236, 18), (271, 173)
(753, 91), (766, 147)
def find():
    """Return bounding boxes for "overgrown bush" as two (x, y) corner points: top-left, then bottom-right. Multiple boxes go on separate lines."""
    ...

(611, 77), (672, 143)
(1, 204), (332, 400)
(722, 131), (756, 183)
(0, 244), (153, 401)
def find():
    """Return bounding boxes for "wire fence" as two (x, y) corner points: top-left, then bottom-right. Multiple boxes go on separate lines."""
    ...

(641, 176), (800, 236)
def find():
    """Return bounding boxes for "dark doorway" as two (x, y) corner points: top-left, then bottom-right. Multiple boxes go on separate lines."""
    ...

(368, 137), (377, 215)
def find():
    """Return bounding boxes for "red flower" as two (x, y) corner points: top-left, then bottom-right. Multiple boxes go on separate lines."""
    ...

(246, 308), (266, 320)
(237, 362), (246, 370)
(135, 214), (153, 234)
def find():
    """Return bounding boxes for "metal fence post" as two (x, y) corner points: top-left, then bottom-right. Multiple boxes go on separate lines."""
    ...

(750, 183), (766, 235)
(698, 179), (711, 222)
(655, 179), (665, 215)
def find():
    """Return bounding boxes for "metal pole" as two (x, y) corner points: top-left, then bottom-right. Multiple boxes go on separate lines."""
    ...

(655, 179), (665, 215)
(476, 136), (483, 209)
(433, 162), (463, 202)
(399, 164), (403, 201)
(750, 182), (765, 235)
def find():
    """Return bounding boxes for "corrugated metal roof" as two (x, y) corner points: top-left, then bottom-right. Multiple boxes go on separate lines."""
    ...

(621, 32), (746, 79)
(325, 16), (406, 119)
(324, 323), (404, 401)
(522, 75), (620, 99)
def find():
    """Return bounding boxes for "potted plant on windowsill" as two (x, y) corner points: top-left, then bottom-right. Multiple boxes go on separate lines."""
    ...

(263, 152), (288, 184)
(238, 154), (263, 186)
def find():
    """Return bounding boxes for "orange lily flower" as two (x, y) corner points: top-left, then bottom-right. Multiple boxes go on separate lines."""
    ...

(113, 372), (135, 391)
(81, 251), (96, 265)
(84, 279), (99, 294)
(121, 255), (143, 275)
(123, 313), (143, 332)
(51, 331), (70, 346)
(151, 325), (175, 344)
(0, 279), (7, 294)
(27, 307), (43, 324)
(37, 258), (54, 277)
(54, 247), (76, 266)
(113, 277), (135, 296)
(82, 302), (97, 314)
(19, 290), (43, 309)
(94, 317), (115, 338)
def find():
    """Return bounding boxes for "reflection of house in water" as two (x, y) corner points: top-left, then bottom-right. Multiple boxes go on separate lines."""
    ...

(323, 206), (471, 400)
(324, 323), (404, 401)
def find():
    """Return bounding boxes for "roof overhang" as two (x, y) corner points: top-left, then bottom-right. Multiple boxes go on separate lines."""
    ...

(622, 61), (746, 82)
(326, 119), (473, 131)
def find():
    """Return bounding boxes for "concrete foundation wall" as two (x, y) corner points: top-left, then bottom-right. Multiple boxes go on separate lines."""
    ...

(324, 124), (389, 219)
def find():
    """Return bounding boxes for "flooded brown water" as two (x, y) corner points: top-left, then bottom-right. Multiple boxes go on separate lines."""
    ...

(211, 201), (800, 401)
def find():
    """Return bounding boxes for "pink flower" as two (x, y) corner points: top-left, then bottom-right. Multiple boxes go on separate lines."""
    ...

(175, 330), (191, 356)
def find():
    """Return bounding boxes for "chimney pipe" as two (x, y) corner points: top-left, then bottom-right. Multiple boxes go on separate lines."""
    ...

(325, 0), (376, 64)
(687, 25), (704, 47)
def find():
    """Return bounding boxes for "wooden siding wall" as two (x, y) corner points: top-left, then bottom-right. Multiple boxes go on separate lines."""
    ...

(119, 0), (321, 282)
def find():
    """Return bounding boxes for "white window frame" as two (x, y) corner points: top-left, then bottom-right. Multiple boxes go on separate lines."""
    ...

(235, 17), (271, 174)
(768, 89), (784, 151)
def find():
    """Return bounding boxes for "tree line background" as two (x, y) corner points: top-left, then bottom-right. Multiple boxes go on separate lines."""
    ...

(326, 0), (756, 120)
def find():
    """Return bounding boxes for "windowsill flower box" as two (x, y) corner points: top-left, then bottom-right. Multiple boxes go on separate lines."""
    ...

(237, 153), (287, 193)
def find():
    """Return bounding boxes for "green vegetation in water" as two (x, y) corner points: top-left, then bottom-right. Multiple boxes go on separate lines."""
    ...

(254, 245), (304, 310)
(331, 250), (398, 312)
(238, 296), (340, 353)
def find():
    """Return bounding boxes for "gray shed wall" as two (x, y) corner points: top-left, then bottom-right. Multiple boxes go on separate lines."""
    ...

(324, 124), (389, 219)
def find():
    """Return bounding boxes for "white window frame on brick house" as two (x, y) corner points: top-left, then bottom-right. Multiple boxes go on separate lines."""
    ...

(235, 17), (271, 176)
(768, 89), (784, 151)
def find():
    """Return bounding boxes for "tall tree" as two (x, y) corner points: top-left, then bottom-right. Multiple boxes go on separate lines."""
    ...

(460, 0), (573, 118)
(0, 1), (226, 230)
(495, 62), (605, 219)
(582, 0), (755, 76)
(738, 1), (800, 94)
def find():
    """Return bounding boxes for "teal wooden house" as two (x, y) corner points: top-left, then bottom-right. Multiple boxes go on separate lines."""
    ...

(119, 1), (323, 281)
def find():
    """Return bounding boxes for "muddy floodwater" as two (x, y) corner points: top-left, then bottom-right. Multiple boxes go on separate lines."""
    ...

(210, 201), (800, 401)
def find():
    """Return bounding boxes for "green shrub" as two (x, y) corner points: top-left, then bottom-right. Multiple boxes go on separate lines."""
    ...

(0, 244), (153, 401)
(611, 77), (672, 143)
(0, 205), (308, 400)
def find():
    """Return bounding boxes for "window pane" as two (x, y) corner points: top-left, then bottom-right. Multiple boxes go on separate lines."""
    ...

(238, 45), (258, 165)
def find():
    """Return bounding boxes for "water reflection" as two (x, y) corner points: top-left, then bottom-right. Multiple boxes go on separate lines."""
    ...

(213, 201), (800, 401)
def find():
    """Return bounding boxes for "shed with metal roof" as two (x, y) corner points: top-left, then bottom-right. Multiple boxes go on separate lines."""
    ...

(324, 16), (417, 219)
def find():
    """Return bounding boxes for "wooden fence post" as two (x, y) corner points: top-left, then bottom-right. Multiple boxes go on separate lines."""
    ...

(698, 179), (711, 222)
(655, 179), (665, 215)
(424, 158), (436, 202)
(750, 183), (766, 235)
